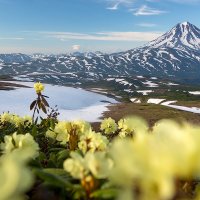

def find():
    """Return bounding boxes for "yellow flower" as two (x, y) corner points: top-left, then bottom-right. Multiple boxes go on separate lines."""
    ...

(85, 152), (113, 179)
(118, 116), (148, 138)
(71, 120), (91, 136)
(0, 112), (13, 123)
(46, 120), (91, 146)
(56, 131), (70, 145)
(46, 129), (56, 139)
(63, 151), (112, 180)
(78, 130), (108, 154)
(13, 115), (24, 127)
(34, 82), (44, 94)
(109, 137), (176, 200)
(63, 152), (87, 179)
(109, 118), (200, 200)
(22, 115), (32, 125)
(46, 121), (70, 144)
(1, 133), (39, 159)
(0, 113), (32, 127)
(100, 117), (117, 134)
(54, 121), (70, 145)
(0, 152), (33, 200)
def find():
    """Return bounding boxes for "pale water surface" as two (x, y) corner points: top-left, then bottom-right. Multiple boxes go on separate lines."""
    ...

(0, 82), (117, 122)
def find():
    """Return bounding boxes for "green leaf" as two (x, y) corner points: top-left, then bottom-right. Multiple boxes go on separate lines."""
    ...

(50, 119), (56, 129)
(30, 100), (37, 110)
(41, 95), (49, 107)
(46, 160), (56, 168)
(56, 150), (70, 168)
(33, 168), (73, 189)
(41, 103), (47, 114)
(72, 185), (86, 199)
(49, 148), (66, 152)
(57, 150), (70, 161)
(31, 125), (38, 137)
(42, 95), (49, 98)
(101, 181), (115, 189)
(39, 152), (46, 161)
(38, 100), (42, 109)
(43, 168), (72, 180)
(29, 159), (41, 168)
(35, 117), (39, 124)
(49, 152), (57, 164)
(90, 188), (118, 199)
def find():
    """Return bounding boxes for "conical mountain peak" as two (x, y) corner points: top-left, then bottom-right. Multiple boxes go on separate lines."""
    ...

(147, 22), (200, 51)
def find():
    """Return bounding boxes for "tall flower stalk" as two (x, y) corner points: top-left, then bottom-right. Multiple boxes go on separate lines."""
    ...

(30, 82), (49, 123)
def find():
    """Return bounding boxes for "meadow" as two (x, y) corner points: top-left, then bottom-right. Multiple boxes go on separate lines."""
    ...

(1, 82), (200, 200)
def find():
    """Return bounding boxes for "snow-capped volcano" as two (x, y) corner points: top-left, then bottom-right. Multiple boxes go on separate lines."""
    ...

(1, 22), (200, 84)
(147, 22), (200, 51)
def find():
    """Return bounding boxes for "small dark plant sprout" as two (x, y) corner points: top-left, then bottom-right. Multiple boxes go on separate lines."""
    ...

(47, 105), (60, 120)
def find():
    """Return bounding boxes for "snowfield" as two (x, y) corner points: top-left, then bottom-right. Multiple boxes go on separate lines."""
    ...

(189, 91), (200, 95)
(147, 99), (165, 104)
(137, 90), (153, 95)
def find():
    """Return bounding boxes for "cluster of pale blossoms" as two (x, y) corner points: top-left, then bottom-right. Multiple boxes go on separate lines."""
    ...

(46, 121), (72, 145)
(100, 117), (117, 134)
(0, 113), (39, 200)
(64, 151), (113, 180)
(0, 112), (32, 127)
(33, 82), (45, 94)
(118, 116), (148, 138)
(0, 152), (34, 200)
(0, 82), (42, 199)
(46, 120), (90, 143)
(1, 132), (39, 159)
(109, 119), (200, 200)
(46, 120), (109, 153)
(78, 129), (109, 154)
(100, 116), (148, 138)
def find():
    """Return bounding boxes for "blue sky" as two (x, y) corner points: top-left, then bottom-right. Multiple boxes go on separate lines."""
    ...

(0, 0), (200, 54)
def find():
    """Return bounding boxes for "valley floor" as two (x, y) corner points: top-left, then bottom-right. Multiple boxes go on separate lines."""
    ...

(102, 103), (200, 127)
(1, 79), (200, 127)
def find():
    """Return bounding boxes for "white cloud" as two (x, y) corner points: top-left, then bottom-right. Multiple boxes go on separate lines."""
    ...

(72, 45), (81, 51)
(0, 37), (24, 40)
(42, 31), (162, 42)
(146, 0), (200, 4)
(137, 23), (157, 27)
(169, 0), (200, 3)
(134, 5), (167, 16)
(106, 2), (120, 10)
(105, 0), (136, 10)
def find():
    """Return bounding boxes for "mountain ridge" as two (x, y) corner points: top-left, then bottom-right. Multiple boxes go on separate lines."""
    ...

(0, 21), (200, 85)
(146, 22), (200, 51)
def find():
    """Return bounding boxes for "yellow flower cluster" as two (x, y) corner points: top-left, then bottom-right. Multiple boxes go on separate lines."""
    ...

(0, 112), (32, 127)
(109, 118), (200, 200)
(100, 117), (117, 134)
(46, 120), (91, 145)
(0, 152), (33, 200)
(78, 129), (109, 154)
(46, 120), (108, 153)
(46, 121), (70, 145)
(1, 132), (39, 159)
(3, 108), (200, 199)
(33, 82), (44, 94)
(118, 116), (148, 138)
(99, 116), (149, 138)
(63, 151), (112, 180)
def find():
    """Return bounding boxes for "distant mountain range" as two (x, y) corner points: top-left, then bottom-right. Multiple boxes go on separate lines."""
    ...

(0, 21), (200, 85)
